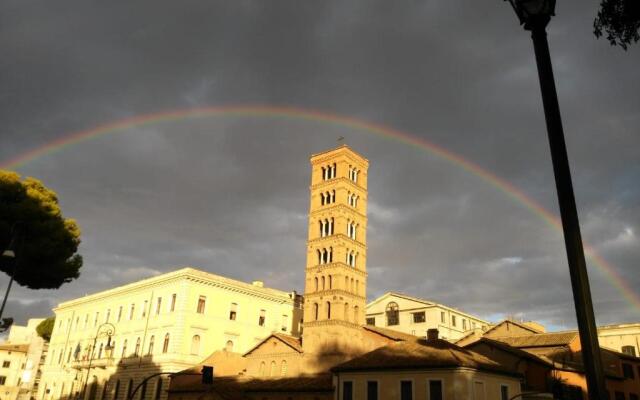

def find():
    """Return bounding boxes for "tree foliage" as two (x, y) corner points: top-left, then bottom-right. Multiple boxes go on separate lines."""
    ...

(36, 317), (55, 341)
(0, 170), (82, 289)
(594, 0), (640, 50)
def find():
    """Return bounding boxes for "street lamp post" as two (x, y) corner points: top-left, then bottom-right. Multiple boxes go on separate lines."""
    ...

(81, 322), (115, 400)
(504, 1), (607, 399)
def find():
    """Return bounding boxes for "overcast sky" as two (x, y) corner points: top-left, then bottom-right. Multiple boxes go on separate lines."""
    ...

(1, 0), (638, 331)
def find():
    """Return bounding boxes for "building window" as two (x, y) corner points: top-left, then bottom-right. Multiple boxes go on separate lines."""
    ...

(463, 319), (467, 330)
(500, 385), (509, 400)
(343, 381), (353, 400)
(225, 340), (234, 352)
(121, 340), (128, 358)
(270, 361), (277, 377)
(281, 360), (287, 376)
(113, 380), (120, 400)
(2, 361), (10, 368)
(229, 303), (237, 320)
(622, 346), (636, 357)
(440, 311), (445, 323)
(412, 312), (426, 323)
(134, 338), (141, 356)
(98, 343), (103, 359)
(366, 381), (378, 400)
(623, 363), (635, 379)
(326, 302), (331, 320)
(313, 303), (319, 320)
(142, 300), (148, 318)
(0, 376), (7, 385)
(94, 312), (99, 327)
(281, 315), (288, 331)
(117, 306), (123, 322)
(105, 309), (111, 323)
(451, 315), (457, 327)
(191, 335), (200, 355)
(386, 302), (399, 326)
(400, 380), (413, 400)
(259, 362), (266, 376)
(162, 334), (170, 353)
(197, 296), (206, 314)
(155, 297), (162, 315)
(129, 304), (135, 320)
(154, 378), (163, 400)
(429, 380), (443, 400)
(148, 336), (154, 355)
(366, 317), (376, 326)
(170, 294), (177, 312)
(258, 310), (266, 326)
(84, 314), (88, 329)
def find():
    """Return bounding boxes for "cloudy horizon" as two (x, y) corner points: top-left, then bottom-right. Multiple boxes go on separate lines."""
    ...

(1, 0), (638, 332)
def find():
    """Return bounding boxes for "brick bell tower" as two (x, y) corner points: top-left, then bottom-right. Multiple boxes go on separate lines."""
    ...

(301, 145), (369, 364)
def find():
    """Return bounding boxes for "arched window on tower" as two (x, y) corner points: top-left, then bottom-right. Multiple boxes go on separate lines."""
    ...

(313, 303), (319, 320)
(321, 167), (327, 181)
(321, 276), (325, 290)
(344, 303), (350, 322)
(319, 220), (324, 237)
(331, 190), (336, 203)
(329, 275), (332, 289)
(320, 192), (325, 206)
(317, 249), (322, 265)
(281, 360), (287, 376)
(259, 362), (266, 376)
(355, 280), (359, 295)
(345, 276), (349, 291)
(332, 163), (336, 178)
(354, 305), (359, 322)
(386, 302), (399, 326)
(314, 277), (318, 291)
(351, 278), (354, 292)
(326, 301), (331, 320)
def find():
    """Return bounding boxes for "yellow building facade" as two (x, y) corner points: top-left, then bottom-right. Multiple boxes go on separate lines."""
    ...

(38, 268), (302, 400)
(597, 323), (640, 357)
(0, 318), (46, 400)
(365, 292), (489, 341)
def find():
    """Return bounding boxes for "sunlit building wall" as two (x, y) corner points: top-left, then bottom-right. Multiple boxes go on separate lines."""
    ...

(38, 268), (302, 400)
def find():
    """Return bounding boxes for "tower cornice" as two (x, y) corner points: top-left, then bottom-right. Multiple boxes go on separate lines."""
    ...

(308, 203), (368, 221)
(307, 234), (367, 251)
(310, 176), (367, 192)
(305, 262), (368, 278)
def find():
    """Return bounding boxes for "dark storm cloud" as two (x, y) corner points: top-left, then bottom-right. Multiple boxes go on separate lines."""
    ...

(1, 0), (638, 328)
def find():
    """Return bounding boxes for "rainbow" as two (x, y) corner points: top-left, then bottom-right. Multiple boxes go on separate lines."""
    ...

(2, 105), (638, 313)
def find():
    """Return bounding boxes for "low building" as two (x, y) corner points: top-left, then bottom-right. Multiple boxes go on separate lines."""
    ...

(38, 267), (303, 400)
(0, 318), (47, 400)
(331, 329), (522, 400)
(365, 292), (489, 341)
(598, 323), (640, 357)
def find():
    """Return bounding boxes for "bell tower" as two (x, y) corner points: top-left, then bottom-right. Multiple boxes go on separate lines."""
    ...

(301, 145), (369, 359)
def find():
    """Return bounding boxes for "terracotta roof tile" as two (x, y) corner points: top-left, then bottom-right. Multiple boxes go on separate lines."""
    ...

(362, 325), (419, 341)
(491, 332), (578, 348)
(331, 338), (518, 376)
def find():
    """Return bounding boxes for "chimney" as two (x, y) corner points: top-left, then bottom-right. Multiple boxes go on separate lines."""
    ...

(252, 280), (264, 288)
(426, 328), (439, 341)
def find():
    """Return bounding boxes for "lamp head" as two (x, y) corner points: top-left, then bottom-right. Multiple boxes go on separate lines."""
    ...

(506, 0), (555, 30)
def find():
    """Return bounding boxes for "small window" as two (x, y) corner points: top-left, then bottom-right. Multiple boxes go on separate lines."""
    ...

(2, 361), (10, 368)
(366, 317), (376, 326)
(623, 363), (635, 379)
(429, 380), (443, 400)
(155, 297), (162, 315)
(440, 311), (445, 323)
(280, 360), (287, 376)
(225, 340), (234, 352)
(0, 376), (7, 385)
(191, 335), (200, 355)
(400, 380), (412, 400)
(170, 294), (177, 312)
(367, 381), (378, 400)
(622, 346), (637, 357)
(343, 381), (353, 400)
(148, 336), (155, 355)
(463, 319), (467, 330)
(259, 362), (266, 376)
(94, 312), (100, 327)
(451, 315), (457, 327)
(270, 361), (277, 377)
(386, 302), (399, 326)
(121, 340), (128, 358)
(117, 307), (123, 322)
(105, 309), (111, 323)
(229, 303), (237, 320)
(134, 337), (141, 356)
(197, 296), (206, 314)
(412, 312), (425, 323)
(162, 333), (170, 353)
(501, 385), (509, 400)
(129, 304), (135, 320)
(281, 315), (288, 332)
(258, 310), (266, 327)
(142, 300), (148, 318)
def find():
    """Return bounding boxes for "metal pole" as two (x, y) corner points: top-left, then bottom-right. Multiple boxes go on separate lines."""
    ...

(529, 25), (607, 400)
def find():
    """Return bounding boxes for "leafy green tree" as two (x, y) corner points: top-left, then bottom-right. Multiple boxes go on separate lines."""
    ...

(36, 317), (55, 341)
(0, 170), (82, 289)
(594, 0), (640, 50)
